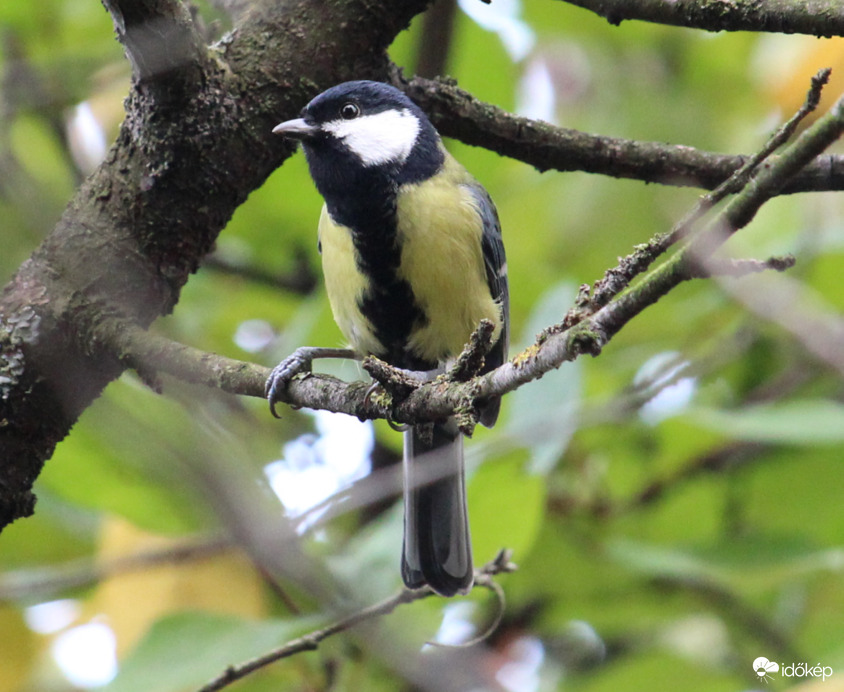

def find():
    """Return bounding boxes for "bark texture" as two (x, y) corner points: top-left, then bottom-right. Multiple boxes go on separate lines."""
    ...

(0, 0), (430, 530)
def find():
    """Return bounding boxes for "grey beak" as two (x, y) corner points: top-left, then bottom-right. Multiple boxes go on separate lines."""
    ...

(272, 118), (318, 140)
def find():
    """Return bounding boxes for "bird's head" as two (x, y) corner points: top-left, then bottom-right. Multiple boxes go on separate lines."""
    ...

(273, 81), (443, 186)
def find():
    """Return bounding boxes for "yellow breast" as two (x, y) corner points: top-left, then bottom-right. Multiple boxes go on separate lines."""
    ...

(318, 205), (383, 356)
(396, 156), (502, 362)
(318, 150), (502, 364)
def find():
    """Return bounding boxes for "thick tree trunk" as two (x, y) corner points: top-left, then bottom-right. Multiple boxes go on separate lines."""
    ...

(0, 0), (430, 531)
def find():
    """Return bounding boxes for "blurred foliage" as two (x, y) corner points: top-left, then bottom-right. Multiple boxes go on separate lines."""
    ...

(2, 1), (844, 690)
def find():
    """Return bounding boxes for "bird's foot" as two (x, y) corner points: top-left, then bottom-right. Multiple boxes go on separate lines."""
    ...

(265, 346), (357, 418)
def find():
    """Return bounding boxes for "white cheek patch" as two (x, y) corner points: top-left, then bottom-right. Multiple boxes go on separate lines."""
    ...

(324, 108), (420, 167)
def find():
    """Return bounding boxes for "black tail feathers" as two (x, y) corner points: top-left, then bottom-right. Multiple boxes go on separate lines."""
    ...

(401, 419), (473, 597)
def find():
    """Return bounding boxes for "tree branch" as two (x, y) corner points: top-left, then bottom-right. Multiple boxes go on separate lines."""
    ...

(415, 0), (458, 79)
(475, 88), (844, 415)
(698, 255), (797, 278)
(3, 0), (842, 535)
(201, 249), (318, 295)
(0, 534), (230, 601)
(557, 68), (828, 321)
(198, 551), (517, 692)
(0, 0), (430, 532)
(104, 83), (844, 450)
(101, 0), (207, 86)
(113, 100), (834, 439)
(558, 0), (844, 38)
(398, 72), (844, 193)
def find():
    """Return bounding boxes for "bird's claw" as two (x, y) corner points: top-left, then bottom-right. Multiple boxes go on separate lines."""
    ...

(265, 350), (314, 418)
(362, 381), (382, 409)
(363, 381), (409, 432)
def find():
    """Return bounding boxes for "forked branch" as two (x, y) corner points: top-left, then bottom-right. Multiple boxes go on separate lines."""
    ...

(118, 75), (844, 433)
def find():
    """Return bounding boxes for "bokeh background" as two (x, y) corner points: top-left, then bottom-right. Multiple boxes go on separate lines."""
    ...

(2, 1), (844, 690)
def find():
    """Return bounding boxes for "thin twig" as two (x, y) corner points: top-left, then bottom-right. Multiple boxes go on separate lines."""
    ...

(0, 534), (230, 602)
(426, 549), (517, 649)
(415, 0), (457, 79)
(198, 591), (422, 692)
(398, 70), (844, 193)
(559, 0), (844, 38)
(197, 552), (517, 692)
(114, 81), (844, 433)
(583, 69), (830, 314)
(503, 88), (844, 410)
(692, 254), (796, 279)
(361, 356), (428, 401)
(659, 67), (831, 252)
(202, 249), (318, 295)
(690, 90), (844, 256)
(447, 319), (496, 383)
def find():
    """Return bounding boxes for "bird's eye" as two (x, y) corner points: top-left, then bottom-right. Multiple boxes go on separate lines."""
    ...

(340, 102), (360, 120)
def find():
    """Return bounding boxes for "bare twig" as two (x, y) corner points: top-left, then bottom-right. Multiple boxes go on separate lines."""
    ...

(0, 534), (230, 602)
(447, 319), (496, 383)
(114, 80), (843, 429)
(197, 552), (517, 692)
(657, 67), (831, 253)
(398, 71), (844, 194)
(361, 356), (428, 402)
(426, 549), (517, 649)
(544, 76), (844, 344)
(693, 255), (797, 279)
(415, 0), (458, 79)
(558, 0), (844, 38)
(202, 248), (318, 295)
(572, 69), (829, 318)
(485, 89), (844, 411)
(101, 0), (207, 84)
(360, 319), (496, 435)
(690, 91), (844, 255)
(112, 322), (270, 397)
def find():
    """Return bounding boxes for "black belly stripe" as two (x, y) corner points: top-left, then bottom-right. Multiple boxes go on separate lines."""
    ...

(327, 185), (431, 370)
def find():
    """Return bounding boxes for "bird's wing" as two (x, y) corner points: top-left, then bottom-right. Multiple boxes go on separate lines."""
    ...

(463, 182), (509, 426)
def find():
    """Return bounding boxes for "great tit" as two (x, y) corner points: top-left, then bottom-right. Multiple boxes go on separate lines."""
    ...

(268, 80), (509, 597)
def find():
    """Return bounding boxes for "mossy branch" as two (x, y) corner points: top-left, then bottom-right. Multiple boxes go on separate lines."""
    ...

(558, 0), (844, 37)
(3, 0), (844, 535)
(0, 0), (430, 531)
(398, 71), (844, 193)
(114, 88), (844, 431)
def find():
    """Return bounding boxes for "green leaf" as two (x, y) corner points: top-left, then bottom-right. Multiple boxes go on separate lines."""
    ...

(688, 399), (844, 445)
(505, 281), (582, 475)
(608, 535), (844, 592)
(105, 612), (318, 692)
(607, 538), (727, 585)
(468, 451), (546, 566)
(0, 489), (95, 570)
(40, 386), (210, 535)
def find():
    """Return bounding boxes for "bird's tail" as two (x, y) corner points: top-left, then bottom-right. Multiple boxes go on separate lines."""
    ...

(401, 418), (473, 597)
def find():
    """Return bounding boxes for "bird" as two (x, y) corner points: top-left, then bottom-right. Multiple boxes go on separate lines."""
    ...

(266, 80), (509, 597)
